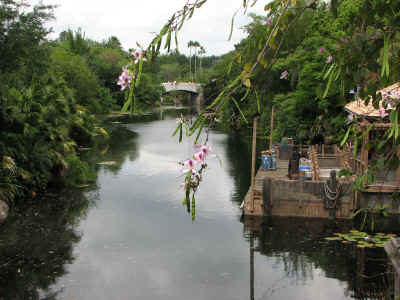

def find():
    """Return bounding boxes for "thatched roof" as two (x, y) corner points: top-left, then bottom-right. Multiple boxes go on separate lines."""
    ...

(344, 82), (399, 118)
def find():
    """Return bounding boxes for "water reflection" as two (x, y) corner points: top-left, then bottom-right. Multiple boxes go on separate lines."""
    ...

(242, 216), (394, 300)
(225, 133), (253, 204)
(0, 190), (96, 299)
(0, 107), (396, 300)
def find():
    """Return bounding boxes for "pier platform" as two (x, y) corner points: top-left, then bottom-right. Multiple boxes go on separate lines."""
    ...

(242, 159), (355, 219)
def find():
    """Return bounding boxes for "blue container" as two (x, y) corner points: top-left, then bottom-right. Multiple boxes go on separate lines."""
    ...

(299, 165), (311, 172)
(271, 155), (277, 169)
(261, 154), (271, 169)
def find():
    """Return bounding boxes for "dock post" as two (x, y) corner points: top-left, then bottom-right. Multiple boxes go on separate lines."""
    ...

(269, 106), (275, 150)
(250, 234), (254, 300)
(250, 118), (258, 211)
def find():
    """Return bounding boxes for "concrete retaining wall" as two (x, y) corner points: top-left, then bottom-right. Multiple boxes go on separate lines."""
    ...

(358, 192), (400, 214)
(263, 178), (354, 218)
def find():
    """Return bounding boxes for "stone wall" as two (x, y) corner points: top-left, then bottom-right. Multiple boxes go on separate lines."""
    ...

(358, 192), (400, 214)
(263, 178), (354, 218)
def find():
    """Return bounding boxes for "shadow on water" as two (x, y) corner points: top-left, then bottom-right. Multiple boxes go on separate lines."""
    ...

(0, 107), (397, 300)
(0, 189), (98, 299)
(0, 107), (193, 299)
(242, 216), (394, 300)
(225, 133), (253, 205)
(224, 130), (267, 206)
(82, 124), (140, 175)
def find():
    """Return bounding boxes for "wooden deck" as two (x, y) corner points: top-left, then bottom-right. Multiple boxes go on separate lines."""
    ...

(242, 158), (355, 218)
(242, 160), (288, 216)
(242, 143), (399, 218)
(366, 182), (400, 193)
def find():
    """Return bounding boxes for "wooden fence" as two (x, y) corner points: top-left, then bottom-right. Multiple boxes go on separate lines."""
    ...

(335, 144), (367, 177)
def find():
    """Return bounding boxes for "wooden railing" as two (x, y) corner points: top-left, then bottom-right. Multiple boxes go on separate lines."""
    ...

(335, 145), (367, 176)
(309, 145), (320, 181)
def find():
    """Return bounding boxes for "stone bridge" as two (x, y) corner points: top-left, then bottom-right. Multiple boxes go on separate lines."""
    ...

(160, 82), (204, 107)
(161, 82), (202, 94)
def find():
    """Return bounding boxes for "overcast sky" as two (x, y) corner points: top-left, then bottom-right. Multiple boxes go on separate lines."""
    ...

(36, 0), (267, 56)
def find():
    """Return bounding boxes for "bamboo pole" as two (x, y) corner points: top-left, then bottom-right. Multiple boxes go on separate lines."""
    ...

(250, 234), (254, 300)
(250, 118), (258, 211)
(362, 131), (369, 173)
(269, 106), (275, 150)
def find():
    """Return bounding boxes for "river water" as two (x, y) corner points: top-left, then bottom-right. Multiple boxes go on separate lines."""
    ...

(0, 108), (393, 299)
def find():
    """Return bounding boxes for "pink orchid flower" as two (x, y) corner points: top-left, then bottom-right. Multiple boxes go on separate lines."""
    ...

(317, 47), (325, 54)
(194, 144), (214, 159)
(131, 49), (147, 64)
(280, 70), (289, 80)
(117, 66), (134, 91)
(389, 90), (399, 99)
(181, 159), (197, 174)
(378, 108), (388, 118)
(326, 56), (333, 64)
(194, 151), (205, 162)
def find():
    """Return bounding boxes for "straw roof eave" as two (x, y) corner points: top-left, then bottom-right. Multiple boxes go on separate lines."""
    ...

(344, 82), (399, 118)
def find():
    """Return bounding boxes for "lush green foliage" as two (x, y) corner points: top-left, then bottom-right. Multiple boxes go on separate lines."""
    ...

(3, 0), (400, 206)
(0, 1), (219, 206)
(129, 0), (400, 202)
(201, 0), (400, 193)
(0, 2), (102, 205)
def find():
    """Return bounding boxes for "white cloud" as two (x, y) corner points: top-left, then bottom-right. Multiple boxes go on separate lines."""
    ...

(34, 0), (267, 55)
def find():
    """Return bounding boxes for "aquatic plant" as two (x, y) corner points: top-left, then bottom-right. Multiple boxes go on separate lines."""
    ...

(325, 230), (396, 248)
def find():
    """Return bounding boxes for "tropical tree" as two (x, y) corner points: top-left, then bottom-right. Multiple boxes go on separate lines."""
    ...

(0, 1), (106, 204)
(62, 28), (90, 57)
(120, 0), (400, 207)
(187, 40), (195, 81)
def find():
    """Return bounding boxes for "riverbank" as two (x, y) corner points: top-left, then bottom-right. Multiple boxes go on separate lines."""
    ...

(1, 107), (396, 299)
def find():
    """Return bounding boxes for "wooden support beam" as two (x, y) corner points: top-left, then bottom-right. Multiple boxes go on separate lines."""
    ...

(360, 130), (369, 176)
(269, 106), (275, 150)
(311, 145), (320, 181)
(250, 235), (254, 300)
(363, 131), (369, 173)
(250, 118), (258, 211)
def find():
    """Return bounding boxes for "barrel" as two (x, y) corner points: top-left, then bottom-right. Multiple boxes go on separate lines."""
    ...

(261, 154), (271, 169)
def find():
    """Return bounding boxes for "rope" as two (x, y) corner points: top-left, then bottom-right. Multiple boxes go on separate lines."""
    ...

(323, 180), (342, 209)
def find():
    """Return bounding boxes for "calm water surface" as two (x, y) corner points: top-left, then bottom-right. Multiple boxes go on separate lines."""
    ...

(0, 108), (392, 299)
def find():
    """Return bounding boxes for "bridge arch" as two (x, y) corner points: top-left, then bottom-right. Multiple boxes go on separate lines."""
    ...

(161, 82), (202, 94)
(160, 82), (204, 107)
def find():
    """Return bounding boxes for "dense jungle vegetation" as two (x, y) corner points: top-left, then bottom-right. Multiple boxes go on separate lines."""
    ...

(127, 0), (398, 200)
(198, 0), (400, 193)
(203, 0), (400, 145)
(0, 1), (216, 207)
(1, 0), (400, 208)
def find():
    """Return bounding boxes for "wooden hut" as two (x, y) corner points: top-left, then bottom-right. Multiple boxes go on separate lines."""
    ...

(342, 82), (400, 193)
